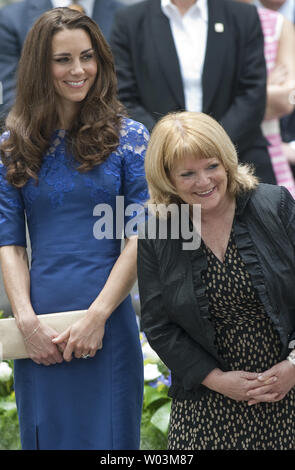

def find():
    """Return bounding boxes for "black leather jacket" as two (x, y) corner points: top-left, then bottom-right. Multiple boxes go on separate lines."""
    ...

(138, 184), (295, 400)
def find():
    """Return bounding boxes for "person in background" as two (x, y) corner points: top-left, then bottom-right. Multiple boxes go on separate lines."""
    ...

(138, 111), (295, 450)
(110, 0), (276, 184)
(255, 0), (294, 24)
(255, 0), (295, 174)
(0, 0), (124, 119)
(0, 8), (148, 450)
(239, 0), (295, 197)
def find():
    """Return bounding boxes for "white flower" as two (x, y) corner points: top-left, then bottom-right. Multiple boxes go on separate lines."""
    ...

(144, 363), (162, 382)
(142, 342), (160, 362)
(0, 362), (12, 382)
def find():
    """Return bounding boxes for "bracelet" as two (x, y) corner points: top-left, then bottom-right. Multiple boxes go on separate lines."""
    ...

(23, 324), (40, 342)
(287, 349), (295, 367)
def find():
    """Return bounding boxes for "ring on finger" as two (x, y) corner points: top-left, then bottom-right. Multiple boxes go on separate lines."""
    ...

(81, 353), (90, 359)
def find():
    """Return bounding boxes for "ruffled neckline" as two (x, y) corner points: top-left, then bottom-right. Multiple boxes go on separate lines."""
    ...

(189, 190), (284, 358)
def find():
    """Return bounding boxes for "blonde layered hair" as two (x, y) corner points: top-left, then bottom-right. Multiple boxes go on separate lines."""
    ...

(145, 112), (258, 206)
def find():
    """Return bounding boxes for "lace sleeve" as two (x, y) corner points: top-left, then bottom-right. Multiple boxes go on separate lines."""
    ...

(0, 133), (26, 247)
(120, 119), (149, 237)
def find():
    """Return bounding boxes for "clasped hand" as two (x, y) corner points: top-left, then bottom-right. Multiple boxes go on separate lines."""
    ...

(52, 312), (105, 362)
(23, 321), (65, 366)
(24, 311), (105, 365)
(205, 361), (295, 405)
(246, 361), (295, 405)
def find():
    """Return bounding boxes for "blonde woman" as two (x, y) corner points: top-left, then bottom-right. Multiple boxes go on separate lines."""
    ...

(138, 111), (295, 450)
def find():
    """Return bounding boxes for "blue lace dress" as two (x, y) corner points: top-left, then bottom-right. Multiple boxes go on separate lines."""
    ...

(0, 118), (149, 450)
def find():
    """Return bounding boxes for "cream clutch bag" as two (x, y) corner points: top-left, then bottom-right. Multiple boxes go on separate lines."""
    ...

(0, 310), (87, 361)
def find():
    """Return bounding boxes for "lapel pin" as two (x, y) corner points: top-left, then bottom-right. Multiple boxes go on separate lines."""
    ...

(215, 23), (224, 33)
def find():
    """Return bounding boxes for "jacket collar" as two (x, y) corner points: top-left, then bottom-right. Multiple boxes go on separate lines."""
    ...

(235, 189), (253, 216)
(149, 0), (185, 108)
(149, 0), (230, 112)
(202, 0), (228, 112)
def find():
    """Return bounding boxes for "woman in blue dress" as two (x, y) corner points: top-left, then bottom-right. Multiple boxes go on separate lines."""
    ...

(0, 8), (148, 450)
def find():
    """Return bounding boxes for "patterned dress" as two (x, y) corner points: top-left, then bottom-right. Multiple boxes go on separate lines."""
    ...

(259, 7), (295, 198)
(168, 232), (295, 450)
(0, 118), (149, 450)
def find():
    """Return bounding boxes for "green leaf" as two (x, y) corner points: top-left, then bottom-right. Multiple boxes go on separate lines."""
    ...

(140, 422), (168, 450)
(150, 401), (171, 435)
(144, 385), (169, 408)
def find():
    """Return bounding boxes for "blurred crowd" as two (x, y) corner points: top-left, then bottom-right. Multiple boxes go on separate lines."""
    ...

(0, 0), (294, 313)
(0, 0), (294, 177)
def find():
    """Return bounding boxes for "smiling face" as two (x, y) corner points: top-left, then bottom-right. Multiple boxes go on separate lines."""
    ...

(51, 28), (97, 118)
(169, 155), (230, 215)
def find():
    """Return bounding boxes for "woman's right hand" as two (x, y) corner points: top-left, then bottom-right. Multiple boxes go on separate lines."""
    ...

(202, 368), (278, 403)
(21, 319), (64, 366)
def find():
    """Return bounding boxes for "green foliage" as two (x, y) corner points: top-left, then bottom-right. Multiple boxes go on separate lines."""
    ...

(150, 400), (171, 435)
(140, 387), (171, 450)
(0, 307), (21, 448)
(0, 394), (21, 450)
(0, 355), (21, 449)
(0, 376), (13, 397)
(140, 333), (172, 450)
(141, 408), (168, 449)
(0, 332), (171, 450)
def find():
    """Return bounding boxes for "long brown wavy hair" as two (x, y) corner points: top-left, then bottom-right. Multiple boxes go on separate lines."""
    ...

(0, 8), (125, 187)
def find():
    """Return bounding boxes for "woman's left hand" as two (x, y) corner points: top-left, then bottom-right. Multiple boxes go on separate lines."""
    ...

(52, 310), (105, 361)
(246, 360), (295, 405)
(51, 238), (138, 361)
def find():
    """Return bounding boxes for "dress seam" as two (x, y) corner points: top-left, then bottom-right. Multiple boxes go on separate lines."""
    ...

(32, 362), (39, 449)
(109, 317), (114, 449)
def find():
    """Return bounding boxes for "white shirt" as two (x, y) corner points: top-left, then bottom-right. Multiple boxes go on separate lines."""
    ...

(161, 0), (208, 112)
(254, 0), (295, 23)
(51, 0), (95, 17)
(279, 0), (295, 22)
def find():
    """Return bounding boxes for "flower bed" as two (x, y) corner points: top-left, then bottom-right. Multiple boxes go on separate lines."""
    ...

(0, 360), (21, 450)
(0, 331), (171, 450)
(140, 332), (171, 450)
